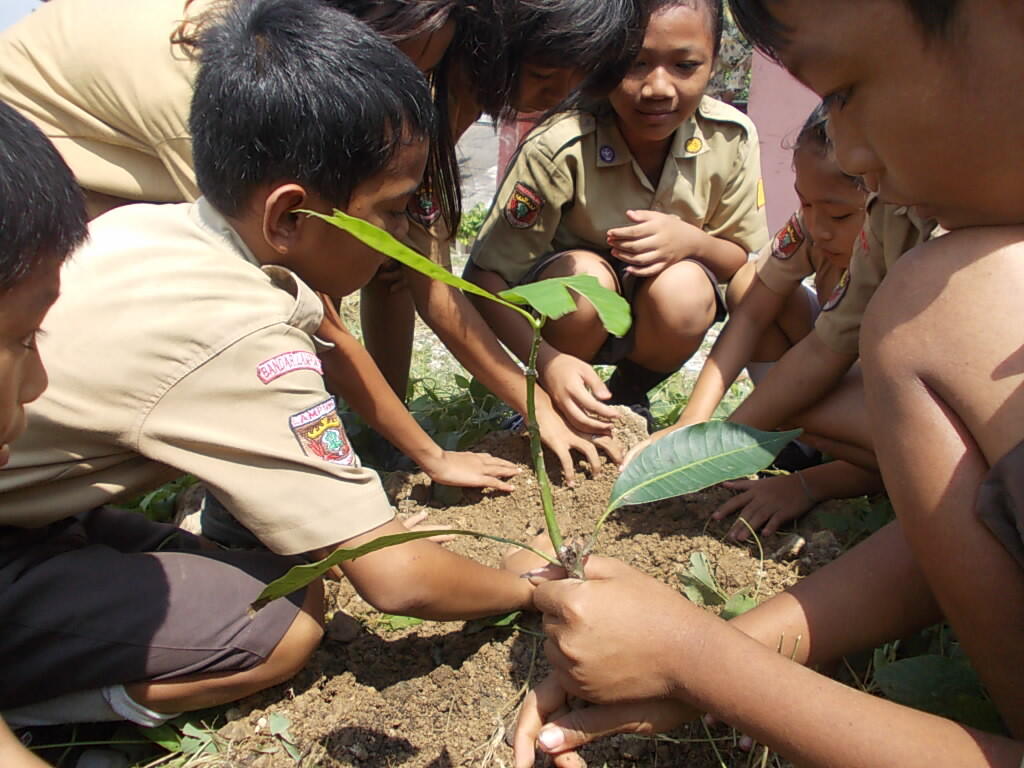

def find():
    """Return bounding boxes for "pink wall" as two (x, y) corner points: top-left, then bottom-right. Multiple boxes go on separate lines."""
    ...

(747, 53), (820, 233)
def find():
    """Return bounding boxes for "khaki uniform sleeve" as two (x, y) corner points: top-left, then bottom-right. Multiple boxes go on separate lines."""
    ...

(813, 213), (885, 356)
(154, 137), (199, 202)
(470, 141), (576, 285)
(704, 125), (770, 254)
(139, 324), (394, 555)
(754, 211), (815, 295)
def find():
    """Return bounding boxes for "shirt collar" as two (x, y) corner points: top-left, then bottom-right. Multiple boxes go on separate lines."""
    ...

(191, 196), (262, 269)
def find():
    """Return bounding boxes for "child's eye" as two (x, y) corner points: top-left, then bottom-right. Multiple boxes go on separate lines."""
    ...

(21, 329), (43, 351)
(527, 69), (553, 81)
(676, 60), (700, 72)
(831, 213), (853, 222)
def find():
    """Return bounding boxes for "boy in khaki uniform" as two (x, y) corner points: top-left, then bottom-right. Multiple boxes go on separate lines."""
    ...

(466, 0), (768, 424)
(0, 0), (535, 730)
(0, 0), (610, 488)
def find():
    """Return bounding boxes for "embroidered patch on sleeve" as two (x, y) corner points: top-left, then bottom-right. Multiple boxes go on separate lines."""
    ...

(257, 351), (323, 384)
(771, 214), (805, 260)
(503, 182), (544, 229)
(407, 188), (441, 228)
(289, 397), (357, 466)
(821, 268), (850, 312)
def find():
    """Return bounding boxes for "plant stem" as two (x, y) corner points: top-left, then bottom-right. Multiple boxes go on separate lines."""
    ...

(524, 321), (563, 557)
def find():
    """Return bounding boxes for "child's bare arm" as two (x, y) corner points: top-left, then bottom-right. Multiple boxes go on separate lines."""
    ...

(727, 329), (856, 430)
(316, 303), (520, 491)
(521, 552), (1022, 768)
(861, 229), (1024, 736)
(315, 517), (535, 620)
(0, 719), (48, 768)
(681, 272), (789, 425)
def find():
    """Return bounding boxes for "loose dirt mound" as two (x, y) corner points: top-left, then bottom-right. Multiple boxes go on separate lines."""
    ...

(217, 413), (839, 767)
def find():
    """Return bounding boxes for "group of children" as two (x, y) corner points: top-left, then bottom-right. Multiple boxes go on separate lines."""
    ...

(0, 0), (1021, 765)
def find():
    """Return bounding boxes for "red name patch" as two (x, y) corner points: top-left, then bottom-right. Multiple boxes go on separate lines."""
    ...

(771, 214), (805, 260)
(504, 182), (544, 229)
(289, 397), (356, 466)
(257, 350), (323, 384)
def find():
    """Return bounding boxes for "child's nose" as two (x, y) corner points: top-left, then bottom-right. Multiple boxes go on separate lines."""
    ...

(641, 67), (674, 99)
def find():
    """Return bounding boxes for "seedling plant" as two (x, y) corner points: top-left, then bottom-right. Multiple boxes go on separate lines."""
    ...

(253, 211), (800, 607)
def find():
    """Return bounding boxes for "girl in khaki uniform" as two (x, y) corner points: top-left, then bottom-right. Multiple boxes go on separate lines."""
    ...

(636, 105), (882, 541)
(466, 0), (769, 426)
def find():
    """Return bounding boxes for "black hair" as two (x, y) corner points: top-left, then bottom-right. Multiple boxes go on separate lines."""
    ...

(791, 103), (861, 186)
(648, 0), (724, 60)
(729, 0), (963, 61)
(458, 0), (648, 120)
(190, 0), (437, 218)
(180, 0), (460, 234)
(0, 102), (87, 292)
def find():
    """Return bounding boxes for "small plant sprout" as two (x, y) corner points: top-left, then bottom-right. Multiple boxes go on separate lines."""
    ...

(250, 211), (801, 608)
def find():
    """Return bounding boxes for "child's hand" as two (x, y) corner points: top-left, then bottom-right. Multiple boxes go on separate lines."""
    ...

(606, 209), (710, 278)
(712, 474), (816, 542)
(512, 675), (695, 768)
(419, 449), (520, 492)
(534, 400), (624, 486)
(502, 531), (557, 579)
(539, 353), (620, 433)
(530, 555), (707, 704)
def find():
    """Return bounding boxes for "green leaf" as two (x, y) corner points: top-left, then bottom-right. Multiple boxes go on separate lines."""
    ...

(721, 590), (757, 619)
(606, 422), (802, 515)
(267, 713), (292, 739)
(678, 552), (725, 606)
(380, 613), (425, 631)
(499, 275), (632, 337)
(142, 724), (181, 752)
(304, 209), (533, 323)
(251, 528), (556, 611)
(874, 655), (1006, 734)
(464, 610), (523, 635)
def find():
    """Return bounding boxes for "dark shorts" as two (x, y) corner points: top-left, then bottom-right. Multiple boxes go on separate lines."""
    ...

(520, 250), (727, 365)
(977, 438), (1024, 570)
(0, 507), (308, 709)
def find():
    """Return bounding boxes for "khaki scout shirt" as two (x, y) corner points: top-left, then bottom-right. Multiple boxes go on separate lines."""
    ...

(0, 200), (394, 555)
(754, 210), (844, 302)
(471, 96), (769, 284)
(0, 0), (213, 203)
(813, 199), (940, 356)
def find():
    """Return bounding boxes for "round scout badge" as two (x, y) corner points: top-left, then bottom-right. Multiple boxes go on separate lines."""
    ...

(822, 268), (851, 312)
(407, 188), (441, 228)
(771, 214), (805, 260)
(599, 145), (616, 162)
(685, 137), (703, 154)
(504, 181), (544, 229)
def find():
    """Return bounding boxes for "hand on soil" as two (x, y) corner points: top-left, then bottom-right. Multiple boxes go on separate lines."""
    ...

(712, 474), (815, 541)
(513, 674), (695, 768)
(420, 449), (520, 492)
(539, 354), (620, 434)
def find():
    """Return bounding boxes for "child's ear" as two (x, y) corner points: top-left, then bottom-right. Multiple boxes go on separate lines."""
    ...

(261, 183), (310, 255)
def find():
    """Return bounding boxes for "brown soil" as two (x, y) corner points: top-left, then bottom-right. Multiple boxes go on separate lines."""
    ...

(214, 411), (843, 768)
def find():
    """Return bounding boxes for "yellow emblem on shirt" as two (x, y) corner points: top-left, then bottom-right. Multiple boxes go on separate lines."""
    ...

(757, 178), (766, 209)
(685, 137), (703, 154)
